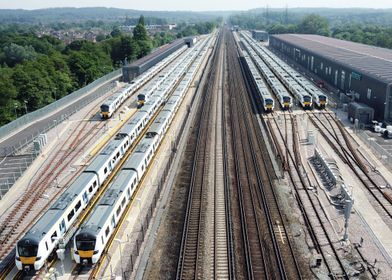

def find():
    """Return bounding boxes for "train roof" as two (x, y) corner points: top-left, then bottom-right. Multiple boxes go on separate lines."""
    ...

(23, 173), (96, 238)
(85, 154), (112, 173)
(80, 170), (138, 235)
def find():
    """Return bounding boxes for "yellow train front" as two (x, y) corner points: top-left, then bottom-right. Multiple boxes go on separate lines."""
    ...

(74, 231), (99, 265)
(137, 94), (147, 108)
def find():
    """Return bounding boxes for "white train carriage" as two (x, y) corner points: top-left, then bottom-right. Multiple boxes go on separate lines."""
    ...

(146, 110), (172, 140)
(164, 95), (182, 113)
(242, 39), (290, 110)
(123, 136), (159, 181)
(255, 79), (274, 112)
(84, 139), (126, 186)
(140, 98), (162, 118)
(73, 169), (139, 264)
(117, 111), (149, 143)
(259, 44), (326, 108)
(100, 92), (124, 119)
(16, 172), (99, 270)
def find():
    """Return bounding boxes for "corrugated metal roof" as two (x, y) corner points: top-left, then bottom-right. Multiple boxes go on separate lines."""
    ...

(271, 34), (392, 83)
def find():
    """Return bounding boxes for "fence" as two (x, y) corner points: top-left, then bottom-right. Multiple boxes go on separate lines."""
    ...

(357, 131), (392, 168)
(0, 69), (122, 154)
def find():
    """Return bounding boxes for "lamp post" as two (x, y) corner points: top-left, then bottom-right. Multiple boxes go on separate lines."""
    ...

(14, 103), (18, 118)
(24, 100), (28, 115)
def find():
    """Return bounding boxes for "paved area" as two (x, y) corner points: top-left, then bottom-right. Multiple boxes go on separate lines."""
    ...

(298, 111), (392, 276)
(0, 155), (34, 198)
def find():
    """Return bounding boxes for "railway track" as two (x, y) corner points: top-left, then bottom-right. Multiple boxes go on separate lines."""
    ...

(212, 33), (233, 280)
(227, 29), (302, 279)
(0, 105), (106, 277)
(176, 31), (223, 280)
(267, 112), (349, 278)
(308, 112), (392, 221)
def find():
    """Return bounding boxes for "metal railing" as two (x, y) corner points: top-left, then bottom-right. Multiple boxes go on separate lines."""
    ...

(356, 131), (392, 168)
(0, 69), (122, 153)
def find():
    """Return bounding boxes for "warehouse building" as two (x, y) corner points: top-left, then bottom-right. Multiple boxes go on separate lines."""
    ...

(252, 30), (269, 42)
(269, 34), (392, 122)
(122, 38), (185, 82)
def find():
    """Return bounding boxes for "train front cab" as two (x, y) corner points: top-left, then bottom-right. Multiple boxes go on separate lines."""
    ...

(100, 104), (111, 119)
(74, 232), (99, 265)
(318, 95), (327, 109)
(16, 239), (43, 271)
(282, 96), (291, 110)
(137, 94), (146, 108)
(303, 95), (313, 110)
(264, 99), (274, 112)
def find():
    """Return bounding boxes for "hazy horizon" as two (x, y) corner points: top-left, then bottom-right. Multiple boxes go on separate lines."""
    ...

(1, 0), (391, 11)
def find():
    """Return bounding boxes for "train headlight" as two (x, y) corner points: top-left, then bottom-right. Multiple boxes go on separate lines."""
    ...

(75, 251), (79, 255)
(93, 250), (99, 255)
(16, 256), (20, 261)
(36, 257), (41, 261)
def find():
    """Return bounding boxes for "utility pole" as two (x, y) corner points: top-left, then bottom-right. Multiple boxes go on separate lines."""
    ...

(285, 4), (288, 25)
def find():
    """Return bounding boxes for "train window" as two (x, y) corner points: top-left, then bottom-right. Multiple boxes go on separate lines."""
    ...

(104, 167), (108, 174)
(75, 201), (81, 212)
(51, 231), (58, 242)
(134, 178), (137, 185)
(111, 215), (116, 227)
(102, 236), (104, 245)
(59, 219), (66, 234)
(93, 181), (97, 188)
(116, 152), (120, 158)
(127, 188), (131, 197)
(121, 198), (126, 207)
(45, 242), (49, 251)
(67, 209), (75, 222)
(89, 186), (93, 193)
(83, 192), (88, 204)
(105, 226), (110, 237)
(116, 206), (121, 217)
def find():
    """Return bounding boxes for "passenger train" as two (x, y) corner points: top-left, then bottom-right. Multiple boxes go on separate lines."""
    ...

(241, 38), (292, 110)
(243, 32), (328, 109)
(243, 52), (275, 112)
(241, 33), (313, 109)
(73, 36), (213, 265)
(15, 35), (212, 271)
(100, 46), (187, 118)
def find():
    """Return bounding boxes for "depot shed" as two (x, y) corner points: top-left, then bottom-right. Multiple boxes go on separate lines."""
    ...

(269, 34), (392, 122)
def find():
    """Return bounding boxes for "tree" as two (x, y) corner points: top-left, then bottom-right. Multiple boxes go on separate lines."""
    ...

(133, 23), (149, 41)
(137, 40), (153, 58)
(138, 15), (145, 26)
(110, 26), (122, 38)
(0, 67), (17, 124)
(297, 14), (330, 36)
(3, 43), (37, 66)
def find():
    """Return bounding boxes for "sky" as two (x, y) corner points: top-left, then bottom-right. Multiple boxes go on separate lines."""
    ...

(0, 0), (391, 11)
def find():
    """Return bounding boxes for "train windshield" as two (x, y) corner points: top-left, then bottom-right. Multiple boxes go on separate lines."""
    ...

(100, 104), (109, 112)
(76, 240), (95, 251)
(18, 245), (38, 257)
(283, 96), (291, 103)
(137, 94), (146, 101)
(265, 99), (274, 105)
(319, 95), (327, 101)
(304, 96), (312, 102)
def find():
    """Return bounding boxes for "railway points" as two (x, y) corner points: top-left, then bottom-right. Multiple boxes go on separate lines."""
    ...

(2, 26), (392, 280)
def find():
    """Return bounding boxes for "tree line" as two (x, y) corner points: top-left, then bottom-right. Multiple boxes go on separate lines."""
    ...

(0, 17), (218, 125)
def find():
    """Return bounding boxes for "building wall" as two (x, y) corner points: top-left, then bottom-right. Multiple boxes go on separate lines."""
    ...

(270, 36), (390, 121)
